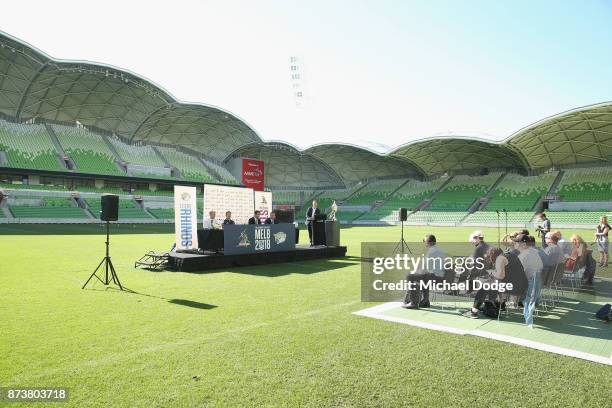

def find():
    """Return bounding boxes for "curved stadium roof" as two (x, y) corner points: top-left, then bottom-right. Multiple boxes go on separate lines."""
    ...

(1, 30), (611, 186)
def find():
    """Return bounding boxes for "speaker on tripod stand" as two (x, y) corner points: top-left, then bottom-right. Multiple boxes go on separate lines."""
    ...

(82, 194), (124, 290)
(393, 208), (412, 254)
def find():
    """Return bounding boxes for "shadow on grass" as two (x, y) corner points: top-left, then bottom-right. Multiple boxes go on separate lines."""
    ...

(168, 299), (217, 310)
(83, 286), (217, 310)
(164, 255), (363, 277)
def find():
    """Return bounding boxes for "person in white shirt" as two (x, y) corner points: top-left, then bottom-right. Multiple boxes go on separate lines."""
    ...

(514, 234), (543, 327)
(203, 210), (216, 230)
(402, 234), (445, 309)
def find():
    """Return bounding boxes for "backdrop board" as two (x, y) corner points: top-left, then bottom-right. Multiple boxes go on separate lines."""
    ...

(203, 184), (254, 226)
(223, 224), (296, 255)
(254, 191), (273, 223)
(174, 186), (199, 250)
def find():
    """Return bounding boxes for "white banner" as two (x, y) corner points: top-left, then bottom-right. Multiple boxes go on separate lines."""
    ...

(254, 191), (273, 223)
(203, 184), (255, 225)
(174, 185), (198, 250)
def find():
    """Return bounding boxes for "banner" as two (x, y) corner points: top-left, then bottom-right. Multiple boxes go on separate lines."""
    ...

(223, 224), (296, 255)
(203, 184), (254, 225)
(242, 158), (265, 191)
(174, 186), (198, 250)
(254, 191), (273, 223)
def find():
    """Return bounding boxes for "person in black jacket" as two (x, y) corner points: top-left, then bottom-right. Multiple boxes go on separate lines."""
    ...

(305, 200), (320, 246)
(222, 211), (235, 227)
(265, 211), (280, 224)
(248, 210), (262, 225)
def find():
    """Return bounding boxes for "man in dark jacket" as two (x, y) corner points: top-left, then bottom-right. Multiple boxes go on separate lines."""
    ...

(248, 210), (262, 225)
(305, 200), (320, 246)
(265, 211), (280, 224)
(222, 211), (235, 226)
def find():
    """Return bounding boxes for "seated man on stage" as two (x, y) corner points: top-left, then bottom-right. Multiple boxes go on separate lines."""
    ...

(265, 211), (280, 224)
(306, 200), (320, 246)
(401, 234), (446, 309)
(223, 211), (235, 227)
(248, 210), (262, 225)
(203, 210), (216, 229)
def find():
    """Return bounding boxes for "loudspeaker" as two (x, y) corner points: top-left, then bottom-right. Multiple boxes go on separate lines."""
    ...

(101, 194), (119, 221)
(399, 208), (408, 221)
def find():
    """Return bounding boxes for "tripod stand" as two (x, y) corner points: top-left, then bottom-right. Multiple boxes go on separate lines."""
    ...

(393, 220), (412, 255)
(82, 221), (124, 290)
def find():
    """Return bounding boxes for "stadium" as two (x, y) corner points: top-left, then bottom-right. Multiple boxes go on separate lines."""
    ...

(1, 12), (611, 408)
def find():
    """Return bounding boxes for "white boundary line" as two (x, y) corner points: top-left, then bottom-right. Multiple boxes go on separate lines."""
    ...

(354, 302), (612, 366)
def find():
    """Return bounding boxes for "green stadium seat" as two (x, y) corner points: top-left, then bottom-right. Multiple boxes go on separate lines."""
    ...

(156, 146), (217, 183)
(485, 172), (557, 211)
(344, 179), (406, 206)
(108, 137), (167, 168)
(428, 173), (501, 211)
(545, 211), (610, 226)
(53, 125), (124, 176)
(463, 211), (536, 224)
(9, 197), (88, 219)
(362, 178), (446, 221)
(0, 120), (65, 172)
(556, 167), (612, 203)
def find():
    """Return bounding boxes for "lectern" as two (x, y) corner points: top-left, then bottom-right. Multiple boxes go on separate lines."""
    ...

(312, 213), (327, 246)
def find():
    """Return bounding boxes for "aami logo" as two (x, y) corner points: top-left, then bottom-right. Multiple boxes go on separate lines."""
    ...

(260, 196), (267, 204)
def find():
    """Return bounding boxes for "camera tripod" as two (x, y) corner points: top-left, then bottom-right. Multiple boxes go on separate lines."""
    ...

(82, 221), (124, 290)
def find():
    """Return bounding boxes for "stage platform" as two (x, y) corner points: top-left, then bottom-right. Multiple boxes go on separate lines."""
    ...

(168, 245), (347, 272)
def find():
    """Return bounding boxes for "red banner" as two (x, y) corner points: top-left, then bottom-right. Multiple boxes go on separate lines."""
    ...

(242, 158), (265, 191)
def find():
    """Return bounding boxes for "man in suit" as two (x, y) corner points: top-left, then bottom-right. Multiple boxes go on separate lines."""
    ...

(248, 210), (262, 225)
(306, 200), (320, 246)
(265, 211), (280, 224)
(222, 211), (235, 227)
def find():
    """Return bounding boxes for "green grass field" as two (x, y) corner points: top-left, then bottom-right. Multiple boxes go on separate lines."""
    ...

(1, 225), (609, 407)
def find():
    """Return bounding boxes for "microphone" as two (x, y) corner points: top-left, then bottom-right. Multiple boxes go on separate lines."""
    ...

(496, 210), (499, 215)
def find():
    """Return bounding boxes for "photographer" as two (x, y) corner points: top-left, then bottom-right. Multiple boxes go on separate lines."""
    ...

(536, 213), (551, 248)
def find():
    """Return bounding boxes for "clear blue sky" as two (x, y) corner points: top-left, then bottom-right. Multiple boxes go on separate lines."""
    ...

(2, 0), (611, 151)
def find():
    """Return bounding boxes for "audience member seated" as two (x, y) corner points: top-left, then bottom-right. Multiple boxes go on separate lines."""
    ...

(248, 210), (262, 225)
(203, 210), (218, 229)
(222, 211), (235, 227)
(462, 247), (527, 319)
(401, 234), (446, 309)
(265, 211), (280, 224)
(513, 234), (543, 328)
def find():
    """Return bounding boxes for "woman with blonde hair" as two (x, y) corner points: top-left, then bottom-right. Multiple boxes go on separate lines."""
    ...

(595, 216), (610, 267)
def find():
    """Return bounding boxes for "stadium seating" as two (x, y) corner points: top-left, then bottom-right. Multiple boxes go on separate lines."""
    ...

(545, 211), (610, 226)
(148, 208), (175, 219)
(0, 183), (69, 191)
(0, 120), (65, 171)
(362, 178), (446, 220)
(203, 159), (240, 185)
(556, 167), (612, 202)
(53, 125), (124, 176)
(485, 172), (557, 211)
(10, 197), (88, 218)
(463, 211), (536, 225)
(344, 179), (406, 206)
(406, 211), (467, 224)
(273, 191), (302, 205)
(86, 198), (153, 219)
(428, 173), (501, 211)
(156, 147), (217, 183)
(108, 138), (167, 168)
